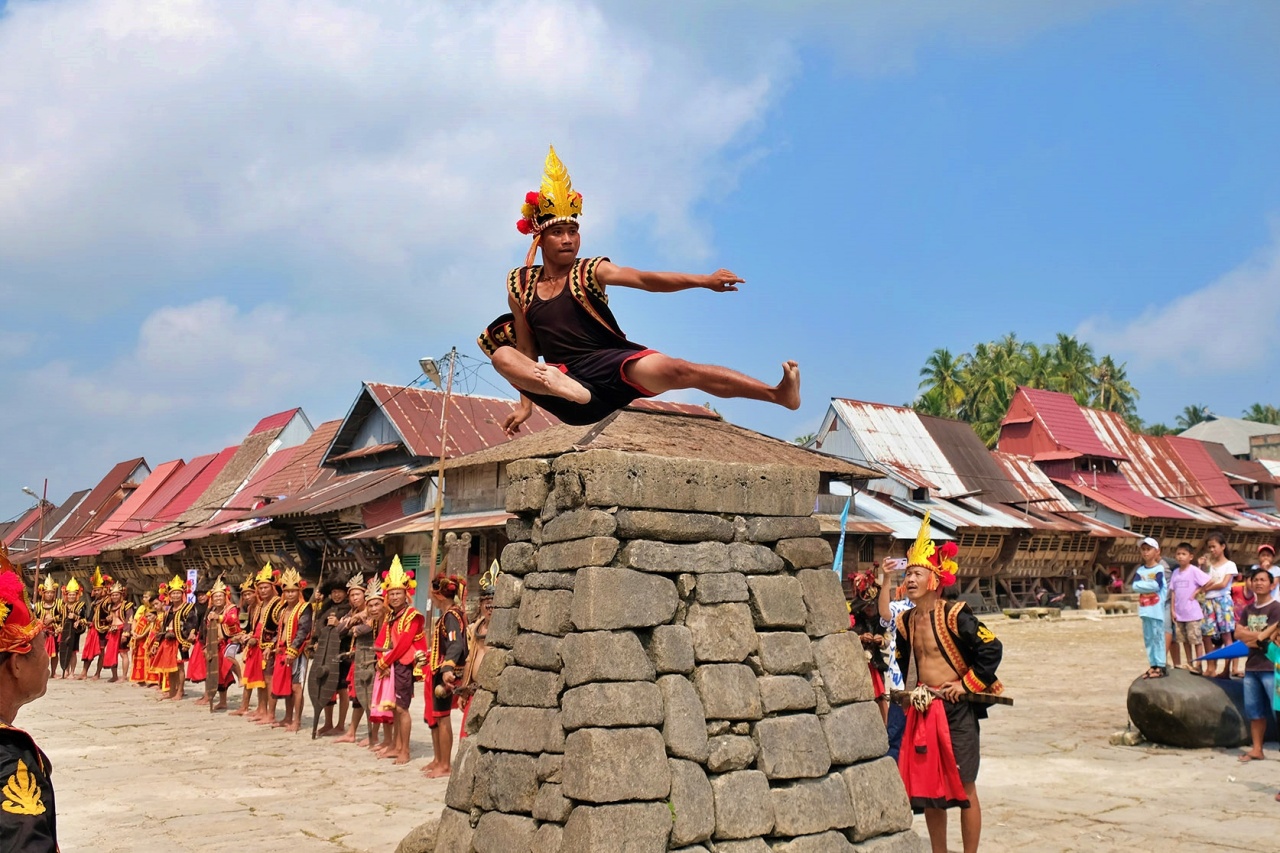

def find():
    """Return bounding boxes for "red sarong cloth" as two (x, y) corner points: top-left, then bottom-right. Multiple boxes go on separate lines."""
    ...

(102, 630), (123, 668)
(217, 646), (236, 689)
(130, 643), (151, 682)
(898, 698), (969, 811)
(81, 630), (101, 662)
(152, 637), (181, 674)
(271, 651), (293, 698)
(869, 665), (885, 699)
(44, 632), (58, 658)
(186, 638), (207, 682)
(243, 645), (265, 690)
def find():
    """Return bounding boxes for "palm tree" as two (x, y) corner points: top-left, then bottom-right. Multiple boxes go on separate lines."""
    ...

(1242, 403), (1280, 425)
(1145, 423), (1175, 436)
(917, 348), (965, 417)
(1090, 355), (1139, 418)
(793, 433), (816, 446)
(1175, 404), (1212, 430)
(912, 388), (952, 418)
(1018, 341), (1054, 390)
(1049, 333), (1097, 404)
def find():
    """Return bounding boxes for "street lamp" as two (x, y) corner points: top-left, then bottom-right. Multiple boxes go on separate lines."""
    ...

(421, 349), (458, 587)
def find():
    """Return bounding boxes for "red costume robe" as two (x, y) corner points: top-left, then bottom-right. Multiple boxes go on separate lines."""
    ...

(271, 599), (311, 698)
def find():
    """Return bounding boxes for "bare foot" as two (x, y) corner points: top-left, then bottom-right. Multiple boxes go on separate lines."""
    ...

(356, 738), (370, 747)
(321, 728), (342, 738)
(392, 754), (410, 766)
(229, 709), (248, 717)
(108, 676), (118, 684)
(194, 697), (209, 706)
(316, 724), (335, 736)
(213, 701), (228, 711)
(285, 722), (300, 733)
(334, 732), (356, 744)
(774, 361), (801, 410)
(425, 766), (451, 778)
(533, 363), (591, 403)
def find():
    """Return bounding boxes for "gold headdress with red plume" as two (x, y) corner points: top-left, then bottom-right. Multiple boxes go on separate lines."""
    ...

(516, 146), (584, 266)
(210, 576), (228, 597)
(40, 575), (59, 594)
(65, 577), (82, 595)
(278, 567), (304, 591)
(166, 575), (186, 593)
(0, 566), (41, 655)
(381, 555), (416, 592)
(91, 567), (105, 589)
(905, 512), (958, 591)
(254, 562), (280, 587)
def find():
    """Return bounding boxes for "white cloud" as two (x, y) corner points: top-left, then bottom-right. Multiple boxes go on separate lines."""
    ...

(1077, 230), (1280, 375)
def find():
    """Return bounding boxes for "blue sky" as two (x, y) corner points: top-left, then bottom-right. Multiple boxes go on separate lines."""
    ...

(2, 0), (1278, 522)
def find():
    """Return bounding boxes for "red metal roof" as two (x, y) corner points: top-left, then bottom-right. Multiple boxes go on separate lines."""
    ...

(1082, 410), (1202, 505)
(46, 458), (148, 545)
(155, 449), (236, 525)
(990, 452), (1079, 513)
(250, 408), (302, 436)
(242, 466), (423, 519)
(2, 507), (43, 548)
(1050, 470), (1193, 520)
(1000, 387), (1123, 461)
(253, 419), (342, 500)
(334, 384), (561, 463)
(1163, 436), (1248, 509)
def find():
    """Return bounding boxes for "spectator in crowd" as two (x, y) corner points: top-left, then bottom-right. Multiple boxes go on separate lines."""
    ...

(1254, 544), (1278, 601)
(877, 557), (912, 760)
(1235, 567), (1280, 762)
(1168, 542), (1210, 673)
(1200, 533), (1240, 679)
(1133, 538), (1168, 679)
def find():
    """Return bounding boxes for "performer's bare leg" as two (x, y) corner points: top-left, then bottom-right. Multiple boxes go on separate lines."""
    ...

(922, 783), (980, 853)
(285, 684), (303, 732)
(625, 355), (801, 411)
(335, 707), (363, 744)
(491, 347), (590, 403)
(424, 718), (453, 778)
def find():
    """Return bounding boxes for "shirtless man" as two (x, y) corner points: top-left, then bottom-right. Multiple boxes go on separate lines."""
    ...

(893, 514), (1003, 853)
(481, 146), (800, 435)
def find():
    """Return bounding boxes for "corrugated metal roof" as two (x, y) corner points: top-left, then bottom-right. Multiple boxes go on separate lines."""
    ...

(990, 452), (1079, 513)
(253, 419), (342, 500)
(1010, 387), (1123, 460)
(346, 510), (516, 540)
(1, 507), (43, 548)
(1060, 511), (1142, 539)
(918, 415), (1027, 504)
(1163, 436), (1248, 509)
(1051, 470), (1193, 520)
(45, 458), (148, 545)
(830, 400), (967, 497)
(361, 384), (560, 461)
(250, 408), (302, 435)
(902, 497), (1037, 531)
(154, 450), (234, 525)
(1261, 460), (1280, 479)
(847, 497), (953, 541)
(243, 466), (423, 519)
(1083, 409), (1205, 506)
(1180, 417), (1280, 457)
(1198, 440), (1280, 488)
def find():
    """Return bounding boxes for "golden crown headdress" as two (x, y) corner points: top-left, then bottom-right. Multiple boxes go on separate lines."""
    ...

(92, 567), (105, 589)
(277, 567), (304, 590)
(108, 582), (124, 595)
(210, 576), (228, 597)
(381, 555), (415, 592)
(517, 146), (584, 265)
(905, 512), (958, 590)
(166, 575), (186, 592)
(239, 575), (256, 592)
(478, 559), (501, 599)
(40, 575), (58, 593)
(255, 562), (278, 585)
(65, 577), (82, 594)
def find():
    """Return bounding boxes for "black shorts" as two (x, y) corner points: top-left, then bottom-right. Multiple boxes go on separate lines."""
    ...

(326, 660), (354, 707)
(944, 700), (981, 784)
(393, 663), (414, 710)
(431, 670), (455, 716)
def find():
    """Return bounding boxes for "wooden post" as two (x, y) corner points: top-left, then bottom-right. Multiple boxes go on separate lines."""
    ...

(426, 348), (457, 587)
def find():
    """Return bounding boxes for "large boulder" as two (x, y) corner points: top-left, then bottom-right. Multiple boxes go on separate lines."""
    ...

(1126, 668), (1275, 748)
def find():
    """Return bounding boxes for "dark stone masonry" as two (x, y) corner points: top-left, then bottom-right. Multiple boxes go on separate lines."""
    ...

(428, 449), (923, 853)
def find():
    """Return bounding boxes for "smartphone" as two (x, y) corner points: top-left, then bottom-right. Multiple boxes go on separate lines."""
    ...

(883, 557), (907, 572)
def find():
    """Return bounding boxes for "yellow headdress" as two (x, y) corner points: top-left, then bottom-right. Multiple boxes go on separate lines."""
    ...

(239, 575), (256, 593)
(65, 577), (82, 595)
(91, 567), (104, 589)
(255, 562), (278, 586)
(381, 555), (415, 592)
(905, 512), (958, 591)
(517, 146), (585, 266)
(108, 582), (124, 595)
(210, 576), (228, 597)
(478, 559), (501, 599)
(40, 575), (58, 593)
(166, 575), (186, 593)
(277, 567), (304, 591)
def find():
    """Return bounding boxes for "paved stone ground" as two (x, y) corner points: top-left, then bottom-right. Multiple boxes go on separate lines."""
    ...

(32, 679), (453, 852)
(23, 615), (1280, 852)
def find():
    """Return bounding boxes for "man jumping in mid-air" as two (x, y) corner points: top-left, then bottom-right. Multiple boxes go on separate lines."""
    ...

(480, 146), (801, 435)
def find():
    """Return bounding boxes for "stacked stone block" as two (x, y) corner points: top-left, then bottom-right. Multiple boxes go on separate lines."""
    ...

(436, 449), (922, 853)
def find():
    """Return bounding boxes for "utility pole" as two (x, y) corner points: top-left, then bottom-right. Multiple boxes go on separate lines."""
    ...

(426, 348), (458, 586)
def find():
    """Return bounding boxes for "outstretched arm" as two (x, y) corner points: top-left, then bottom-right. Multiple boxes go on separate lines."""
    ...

(594, 262), (743, 294)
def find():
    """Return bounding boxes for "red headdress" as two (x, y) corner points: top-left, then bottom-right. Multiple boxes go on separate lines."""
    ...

(0, 566), (42, 655)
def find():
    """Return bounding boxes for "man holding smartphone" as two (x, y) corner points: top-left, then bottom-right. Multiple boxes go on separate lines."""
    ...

(878, 556), (913, 759)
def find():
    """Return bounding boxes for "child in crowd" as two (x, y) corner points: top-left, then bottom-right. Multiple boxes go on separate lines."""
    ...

(1200, 532), (1240, 678)
(1134, 537), (1169, 679)
(1169, 542), (1210, 673)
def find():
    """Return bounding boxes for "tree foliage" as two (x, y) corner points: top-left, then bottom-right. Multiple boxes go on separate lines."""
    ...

(1242, 403), (1280, 425)
(1175, 404), (1212, 430)
(913, 333), (1140, 447)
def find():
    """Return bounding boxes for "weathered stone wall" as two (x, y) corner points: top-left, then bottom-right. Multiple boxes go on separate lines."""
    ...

(437, 450), (923, 853)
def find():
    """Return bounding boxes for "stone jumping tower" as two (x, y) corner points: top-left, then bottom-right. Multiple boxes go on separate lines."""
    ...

(435, 448), (922, 853)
